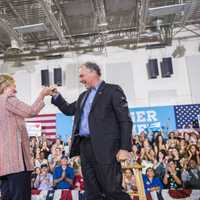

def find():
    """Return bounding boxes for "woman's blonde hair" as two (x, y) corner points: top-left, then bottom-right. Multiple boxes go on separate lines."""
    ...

(0, 74), (15, 94)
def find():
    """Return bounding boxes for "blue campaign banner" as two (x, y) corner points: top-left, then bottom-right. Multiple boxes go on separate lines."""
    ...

(56, 113), (73, 143)
(55, 106), (176, 142)
(129, 106), (176, 136)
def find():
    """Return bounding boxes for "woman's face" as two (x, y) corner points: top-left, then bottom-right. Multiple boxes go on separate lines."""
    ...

(169, 132), (175, 139)
(184, 133), (190, 140)
(180, 139), (186, 147)
(143, 139), (149, 147)
(4, 83), (17, 96)
(190, 145), (197, 153)
(158, 135), (163, 143)
(172, 148), (179, 157)
(146, 168), (154, 178)
(158, 151), (164, 159)
(124, 169), (133, 178)
(149, 149), (155, 157)
(168, 161), (176, 170)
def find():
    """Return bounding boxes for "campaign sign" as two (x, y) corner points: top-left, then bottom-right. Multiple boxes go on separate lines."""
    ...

(129, 106), (176, 135)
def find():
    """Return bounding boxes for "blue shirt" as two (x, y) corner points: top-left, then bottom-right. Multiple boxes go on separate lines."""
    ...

(79, 82), (101, 136)
(143, 175), (164, 193)
(53, 165), (74, 189)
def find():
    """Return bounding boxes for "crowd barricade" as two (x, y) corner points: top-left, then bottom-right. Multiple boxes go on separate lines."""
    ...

(146, 189), (200, 200)
(31, 189), (200, 200)
(31, 189), (86, 200)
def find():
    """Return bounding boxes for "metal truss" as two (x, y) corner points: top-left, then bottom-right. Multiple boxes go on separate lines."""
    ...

(6, 0), (38, 44)
(39, 0), (67, 45)
(0, 18), (23, 47)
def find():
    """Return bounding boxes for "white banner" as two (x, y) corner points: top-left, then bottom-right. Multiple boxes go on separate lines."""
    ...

(26, 122), (42, 137)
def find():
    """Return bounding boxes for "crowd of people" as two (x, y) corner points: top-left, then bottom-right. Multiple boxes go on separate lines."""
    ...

(28, 129), (200, 198)
(123, 130), (200, 197)
(30, 134), (84, 192)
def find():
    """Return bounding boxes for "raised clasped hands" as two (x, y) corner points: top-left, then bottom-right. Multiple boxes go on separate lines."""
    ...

(40, 85), (58, 97)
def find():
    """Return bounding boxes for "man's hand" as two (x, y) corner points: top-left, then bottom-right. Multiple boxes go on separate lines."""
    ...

(116, 149), (130, 162)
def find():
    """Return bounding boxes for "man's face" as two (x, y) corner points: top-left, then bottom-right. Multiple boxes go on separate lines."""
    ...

(79, 65), (97, 88)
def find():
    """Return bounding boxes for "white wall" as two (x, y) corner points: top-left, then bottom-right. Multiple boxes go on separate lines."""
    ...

(2, 37), (200, 113)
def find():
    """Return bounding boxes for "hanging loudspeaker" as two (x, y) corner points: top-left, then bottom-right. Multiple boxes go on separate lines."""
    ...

(146, 59), (159, 79)
(41, 69), (49, 86)
(161, 57), (173, 78)
(54, 68), (62, 86)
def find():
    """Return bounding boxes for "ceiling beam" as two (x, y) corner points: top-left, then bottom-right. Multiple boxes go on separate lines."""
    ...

(53, 0), (74, 44)
(139, 0), (150, 33)
(0, 18), (23, 47)
(0, 41), (7, 51)
(39, 0), (67, 45)
(181, 0), (199, 23)
(89, 0), (98, 33)
(173, 0), (199, 38)
(6, 0), (38, 43)
(93, 0), (107, 27)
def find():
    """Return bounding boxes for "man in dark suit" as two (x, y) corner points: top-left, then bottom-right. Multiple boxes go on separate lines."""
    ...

(51, 62), (132, 200)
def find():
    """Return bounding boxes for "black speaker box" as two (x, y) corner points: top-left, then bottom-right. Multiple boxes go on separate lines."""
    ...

(161, 57), (173, 78)
(54, 68), (62, 86)
(146, 59), (159, 79)
(41, 69), (49, 86)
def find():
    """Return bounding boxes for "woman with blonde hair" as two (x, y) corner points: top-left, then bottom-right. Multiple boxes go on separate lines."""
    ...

(0, 74), (52, 200)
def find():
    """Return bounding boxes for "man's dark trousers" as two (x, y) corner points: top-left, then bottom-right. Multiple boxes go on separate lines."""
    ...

(80, 137), (131, 200)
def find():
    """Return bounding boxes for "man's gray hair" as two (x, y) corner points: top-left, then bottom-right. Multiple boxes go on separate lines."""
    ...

(83, 62), (101, 76)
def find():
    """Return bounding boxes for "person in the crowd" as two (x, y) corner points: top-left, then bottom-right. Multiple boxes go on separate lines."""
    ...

(187, 144), (200, 165)
(34, 151), (48, 168)
(181, 159), (200, 189)
(40, 140), (50, 159)
(48, 146), (62, 171)
(153, 134), (166, 155)
(166, 131), (178, 148)
(50, 62), (132, 200)
(143, 167), (163, 193)
(30, 136), (38, 156)
(73, 165), (85, 191)
(54, 138), (64, 152)
(53, 156), (74, 189)
(0, 74), (51, 200)
(178, 138), (188, 158)
(154, 150), (167, 178)
(122, 168), (137, 193)
(171, 147), (181, 170)
(34, 164), (53, 190)
(163, 159), (182, 189)
(31, 167), (41, 189)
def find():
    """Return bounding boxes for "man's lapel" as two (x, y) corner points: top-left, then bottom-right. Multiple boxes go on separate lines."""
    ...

(80, 89), (91, 110)
(90, 81), (106, 112)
